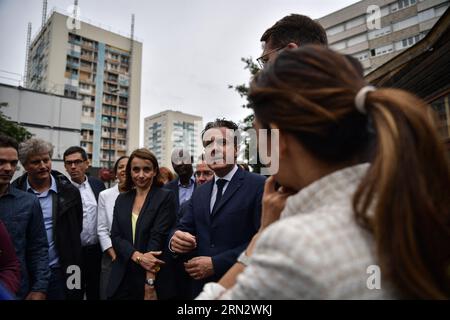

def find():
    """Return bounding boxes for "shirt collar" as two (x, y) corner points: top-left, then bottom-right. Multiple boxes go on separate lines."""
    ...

(26, 174), (58, 194)
(214, 164), (238, 183)
(70, 175), (88, 188)
(178, 176), (195, 188)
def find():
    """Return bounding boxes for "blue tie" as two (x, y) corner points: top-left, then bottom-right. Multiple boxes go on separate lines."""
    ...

(211, 179), (227, 214)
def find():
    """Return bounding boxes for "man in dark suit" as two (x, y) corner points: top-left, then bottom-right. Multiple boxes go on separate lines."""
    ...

(64, 146), (105, 300)
(13, 138), (83, 300)
(170, 119), (265, 297)
(164, 148), (196, 219)
(163, 148), (196, 299)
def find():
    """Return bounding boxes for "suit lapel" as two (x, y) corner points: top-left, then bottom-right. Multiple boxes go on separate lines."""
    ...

(211, 168), (244, 217)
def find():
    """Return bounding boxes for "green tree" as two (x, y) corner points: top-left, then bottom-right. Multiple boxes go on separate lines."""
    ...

(228, 57), (263, 173)
(0, 104), (33, 143)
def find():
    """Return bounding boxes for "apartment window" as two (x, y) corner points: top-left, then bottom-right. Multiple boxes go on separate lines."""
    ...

(393, 15), (419, 32)
(347, 34), (367, 47)
(370, 44), (394, 57)
(330, 41), (346, 51)
(398, 0), (416, 10)
(418, 8), (435, 22)
(353, 51), (369, 61)
(368, 26), (392, 40)
(326, 24), (344, 36)
(345, 16), (365, 30)
(396, 34), (422, 50)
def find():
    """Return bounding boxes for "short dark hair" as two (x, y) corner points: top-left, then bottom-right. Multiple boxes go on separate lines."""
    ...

(261, 14), (328, 48)
(0, 135), (19, 152)
(63, 146), (87, 161)
(201, 118), (238, 140)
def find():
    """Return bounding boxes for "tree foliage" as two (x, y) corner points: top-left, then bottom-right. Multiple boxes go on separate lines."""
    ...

(0, 105), (33, 143)
(229, 57), (264, 173)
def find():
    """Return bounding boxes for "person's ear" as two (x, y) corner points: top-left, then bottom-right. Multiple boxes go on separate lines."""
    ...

(286, 42), (299, 50)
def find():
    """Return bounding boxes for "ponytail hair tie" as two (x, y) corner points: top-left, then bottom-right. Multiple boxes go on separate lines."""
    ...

(355, 86), (376, 114)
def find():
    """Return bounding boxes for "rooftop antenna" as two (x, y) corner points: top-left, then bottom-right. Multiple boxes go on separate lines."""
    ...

(74, 0), (78, 18)
(41, 0), (47, 28)
(24, 22), (32, 87)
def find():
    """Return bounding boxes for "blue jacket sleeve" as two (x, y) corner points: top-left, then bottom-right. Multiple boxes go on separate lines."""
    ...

(27, 197), (50, 293)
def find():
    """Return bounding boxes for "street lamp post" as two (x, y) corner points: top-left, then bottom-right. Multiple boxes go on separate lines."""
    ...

(108, 88), (120, 187)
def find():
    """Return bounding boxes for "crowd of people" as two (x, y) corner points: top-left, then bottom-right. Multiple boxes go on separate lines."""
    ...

(0, 13), (449, 300)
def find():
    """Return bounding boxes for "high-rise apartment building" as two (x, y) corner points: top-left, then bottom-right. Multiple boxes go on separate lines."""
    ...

(144, 110), (203, 169)
(26, 10), (142, 168)
(318, 0), (449, 74)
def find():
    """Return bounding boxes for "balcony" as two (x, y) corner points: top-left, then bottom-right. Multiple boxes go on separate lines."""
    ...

(101, 144), (116, 150)
(67, 61), (79, 69)
(80, 54), (95, 62)
(79, 87), (93, 95)
(81, 135), (93, 142)
(101, 132), (116, 139)
(102, 110), (117, 117)
(103, 99), (116, 105)
(79, 65), (92, 73)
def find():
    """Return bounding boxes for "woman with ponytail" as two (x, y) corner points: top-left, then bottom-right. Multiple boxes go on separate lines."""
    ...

(197, 45), (450, 299)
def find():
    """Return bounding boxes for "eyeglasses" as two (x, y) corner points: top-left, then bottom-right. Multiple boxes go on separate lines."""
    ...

(64, 159), (85, 166)
(256, 46), (283, 68)
(194, 170), (214, 178)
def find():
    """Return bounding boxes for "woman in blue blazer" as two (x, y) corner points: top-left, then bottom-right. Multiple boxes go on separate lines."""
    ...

(107, 148), (176, 300)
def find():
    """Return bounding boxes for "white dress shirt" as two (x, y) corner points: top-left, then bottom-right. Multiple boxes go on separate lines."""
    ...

(71, 176), (98, 246)
(209, 164), (238, 213)
(97, 184), (120, 252)
(197, 163), (401, 300)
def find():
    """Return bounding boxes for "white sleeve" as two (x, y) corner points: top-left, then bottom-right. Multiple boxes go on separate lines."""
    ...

(225, 221), (322, 300)
(97, 191), (112, 252)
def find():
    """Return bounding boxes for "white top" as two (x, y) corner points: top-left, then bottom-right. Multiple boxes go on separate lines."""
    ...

(71, 176), (98, 246)
(197, 163), (400, 300)
(97, 184), (120, 252)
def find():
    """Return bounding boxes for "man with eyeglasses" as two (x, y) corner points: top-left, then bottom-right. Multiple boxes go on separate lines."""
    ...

(194, 155), (214, 186)
(63, 146), (105, 300)
(256, 14), (328, 68)
(12, 138), (83, 300)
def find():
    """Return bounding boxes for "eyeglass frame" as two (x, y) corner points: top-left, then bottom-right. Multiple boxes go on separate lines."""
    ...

(64, 159), (86, 167)
(194, 170), (214, 178)
(256, 46), (284, 68)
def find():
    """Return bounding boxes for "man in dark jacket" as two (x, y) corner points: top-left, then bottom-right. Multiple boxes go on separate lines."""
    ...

(63, 146), (105, 300)
(0, 135), (49, 300)
(12, 138), (83, 300)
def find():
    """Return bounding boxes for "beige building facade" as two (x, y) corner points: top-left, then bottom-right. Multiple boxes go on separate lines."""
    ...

(144, 110), (203, 169)
(27, 11), (142, 168)
(318, 0), (449, 74)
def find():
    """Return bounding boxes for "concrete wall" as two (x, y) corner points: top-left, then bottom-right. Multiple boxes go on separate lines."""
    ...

(0, 84), (82, 177)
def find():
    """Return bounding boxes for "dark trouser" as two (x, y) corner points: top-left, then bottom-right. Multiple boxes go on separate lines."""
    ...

(109, 262), (144, 300)
(81, 244), (102, 300)
(99, 252), (113, 300)
(47, 267), (66, 300)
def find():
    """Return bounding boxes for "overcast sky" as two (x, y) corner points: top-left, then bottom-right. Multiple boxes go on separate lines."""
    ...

(0, 0), (357, 145)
